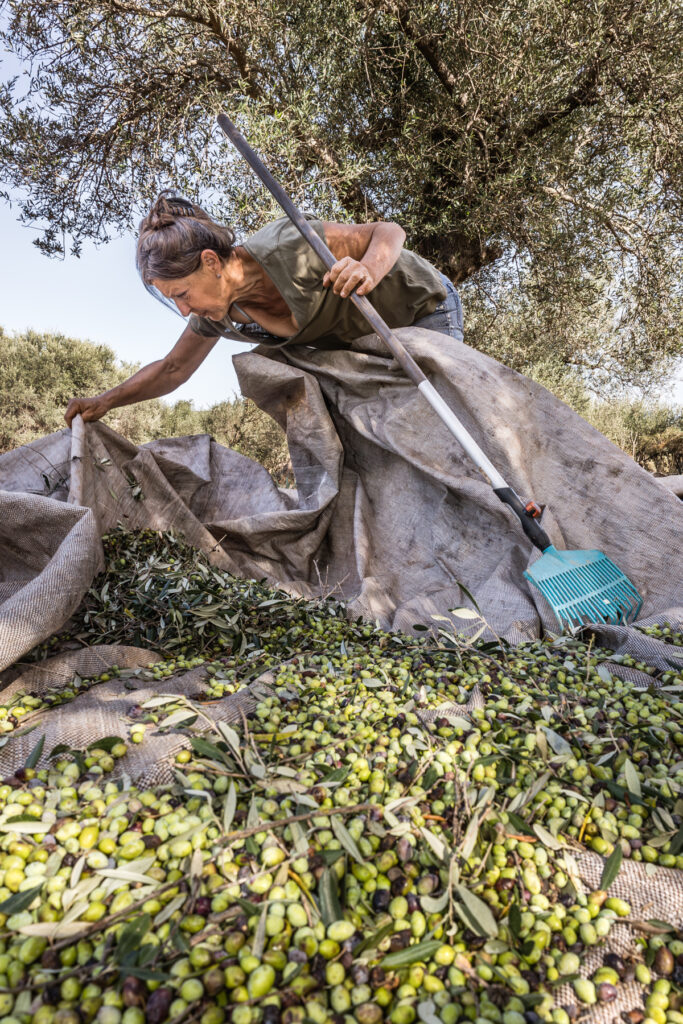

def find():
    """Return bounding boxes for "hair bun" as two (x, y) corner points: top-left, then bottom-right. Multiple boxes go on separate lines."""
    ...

(137, 191), (236, 284)
(147, 191), (198, 231)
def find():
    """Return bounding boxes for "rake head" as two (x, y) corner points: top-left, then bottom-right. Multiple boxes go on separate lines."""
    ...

(524, 545), (643, 629)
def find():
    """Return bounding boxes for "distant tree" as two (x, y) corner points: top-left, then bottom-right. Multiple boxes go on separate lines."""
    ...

(0, 326), (142, 450)
(586, 398), (683, 475)
(0, 327), (289, 473)
(1, 0), (681, 391)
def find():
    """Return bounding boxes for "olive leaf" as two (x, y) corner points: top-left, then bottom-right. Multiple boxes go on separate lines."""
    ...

(62, 876), (99, 912)
(421, 826), (450, 862)
(18, 921), (90, 940)
(24, 733), (45, 770)
(154, 893), (187, 927)
(318, 867), (343, 926)
(246, 795), (260, 829)
(319, 765), (350, 786)
(541, 728), (572, 757)
(420, 891), (449, 914)
(190, 849), (203, 879)
(460, 812), (481, 861)
(69, 854), (86, 889)
(0, 884), (43, 915)
(290, 821), (309, 856)
(508, 903), (522, 939)
(252, 903), (268, 960)
(669, 824), (683, 856)
(0, 821), (53, 834)
(320, 849), (346, 866)
(533, 823), (563, 850)
(217, 722), (242, 758)
(86, 736), (125, 752)
(191, 737), (231, 766)
(623, 759), (642, 798)
(454, 885), (499, 938)
(331, 816), (364, 864)
(234, 896), (263, 917)
(417, 1000), (441, 1024)
(433, 710), (473, 731)
(223, 781), (237, 832)
(599, 844), (623, 891)
(381, 939), (443, 968)
(244, 749), (266, 779)
(115, 914), (152, 963)
(159, 708), (197, 730)
(353, 920), (394, 956)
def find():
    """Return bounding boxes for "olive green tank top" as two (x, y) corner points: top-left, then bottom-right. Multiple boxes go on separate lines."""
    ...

(189, 215), (446, 347)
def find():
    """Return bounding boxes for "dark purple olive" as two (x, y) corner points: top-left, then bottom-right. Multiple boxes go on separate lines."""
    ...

(655, 947), (675, 976)
(145, 987), (173, 1024)
(369, 966), (386, 988)
(194, 896), (211, 917)
(122, 976), (145, 1007)
(372, 889), (390, 912)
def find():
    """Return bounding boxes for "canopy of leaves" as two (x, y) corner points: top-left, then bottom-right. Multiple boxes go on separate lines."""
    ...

(1, 0), (682, 391)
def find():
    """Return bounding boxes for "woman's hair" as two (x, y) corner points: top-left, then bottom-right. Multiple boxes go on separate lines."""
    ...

(136, 191), (236, 284)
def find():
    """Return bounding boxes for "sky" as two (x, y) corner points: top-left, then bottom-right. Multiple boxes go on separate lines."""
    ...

(3, 196), (681, 408)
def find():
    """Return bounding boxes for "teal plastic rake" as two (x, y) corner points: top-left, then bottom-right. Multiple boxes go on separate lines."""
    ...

(524, 545), (643, 629)
(217, 112), (645, 632)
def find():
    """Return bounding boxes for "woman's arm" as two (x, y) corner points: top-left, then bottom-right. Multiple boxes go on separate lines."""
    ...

(64, 324), (220, 426)
(322, 221), (406, 297)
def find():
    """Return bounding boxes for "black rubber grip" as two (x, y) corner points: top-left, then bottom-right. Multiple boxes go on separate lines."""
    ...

(494, 487), (552, 553)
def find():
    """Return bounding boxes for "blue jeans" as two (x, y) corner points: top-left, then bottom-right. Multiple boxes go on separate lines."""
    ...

(413, 273), (464, 341)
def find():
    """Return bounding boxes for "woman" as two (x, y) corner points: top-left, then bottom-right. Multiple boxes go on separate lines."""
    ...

(64, 193), (463, 426)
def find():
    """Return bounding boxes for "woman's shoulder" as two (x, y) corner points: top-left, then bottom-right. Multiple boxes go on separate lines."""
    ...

(244, 214), (325, 256)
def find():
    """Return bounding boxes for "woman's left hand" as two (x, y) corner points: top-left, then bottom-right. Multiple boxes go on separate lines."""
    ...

(323, 257), (377, 298)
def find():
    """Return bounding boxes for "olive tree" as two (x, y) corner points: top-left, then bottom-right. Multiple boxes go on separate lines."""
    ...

(1, 0), (681, 390)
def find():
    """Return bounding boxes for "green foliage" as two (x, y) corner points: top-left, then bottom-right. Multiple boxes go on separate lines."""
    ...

(0, 326), (133, 450)
(0, 327), (289, 477)
(463, 271), (682, 396)
(1, 0), (681, 391)
(585, 398), (683, 476)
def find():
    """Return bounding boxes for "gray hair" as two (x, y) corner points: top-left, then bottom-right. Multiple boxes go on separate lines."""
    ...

(136, 191), (236, 283)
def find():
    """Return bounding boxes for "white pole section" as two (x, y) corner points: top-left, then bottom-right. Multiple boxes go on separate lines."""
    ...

(417, 379), (508, 491)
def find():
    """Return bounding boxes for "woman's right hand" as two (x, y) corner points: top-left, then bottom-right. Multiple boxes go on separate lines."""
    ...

(64, 395), (111, 428)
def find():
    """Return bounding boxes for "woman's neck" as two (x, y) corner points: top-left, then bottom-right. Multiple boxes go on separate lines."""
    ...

(226, 247), (269, 305)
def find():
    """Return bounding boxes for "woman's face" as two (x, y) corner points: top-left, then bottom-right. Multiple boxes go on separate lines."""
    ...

(153, 251), (228, 320)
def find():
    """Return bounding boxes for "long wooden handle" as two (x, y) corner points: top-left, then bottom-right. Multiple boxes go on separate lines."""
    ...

(216, 113), (427, 386)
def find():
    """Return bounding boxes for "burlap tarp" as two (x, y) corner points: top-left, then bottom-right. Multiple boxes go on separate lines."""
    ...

(1, 327), (682, 1022)
(1, 327), (681, 672)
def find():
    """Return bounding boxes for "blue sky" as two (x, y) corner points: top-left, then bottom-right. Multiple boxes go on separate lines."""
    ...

(0, 42), (245, 408)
